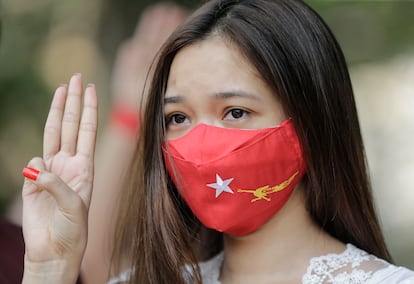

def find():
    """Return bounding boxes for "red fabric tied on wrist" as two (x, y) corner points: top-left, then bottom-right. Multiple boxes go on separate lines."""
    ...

(109, 105), (140, 137)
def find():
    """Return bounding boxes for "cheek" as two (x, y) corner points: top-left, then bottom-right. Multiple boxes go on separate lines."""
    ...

(265, 100), (287, 126)
(166, 127), (193, 140)
(255, 108), (287, 128)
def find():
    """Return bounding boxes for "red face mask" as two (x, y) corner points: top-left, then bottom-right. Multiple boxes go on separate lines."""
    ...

(163, 119), (306, 236)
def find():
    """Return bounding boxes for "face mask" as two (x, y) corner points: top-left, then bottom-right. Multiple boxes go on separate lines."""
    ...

(163, 119), (306, 236)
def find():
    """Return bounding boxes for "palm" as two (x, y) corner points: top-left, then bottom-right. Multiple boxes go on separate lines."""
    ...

(45, 153), (91, 201)
(22, 74), (98, 263)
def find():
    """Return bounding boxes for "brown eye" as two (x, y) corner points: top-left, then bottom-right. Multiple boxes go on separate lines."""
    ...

(224, 108), (249, 121)
(230, 109), (244, 119)
(172, 114), (187, 123)
(166, 113), (189, 126)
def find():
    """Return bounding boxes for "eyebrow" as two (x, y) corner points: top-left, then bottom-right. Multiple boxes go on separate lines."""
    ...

(164, 96), (184, 104)
(214, 91), (261, 101)
(164, 90), (261, 104)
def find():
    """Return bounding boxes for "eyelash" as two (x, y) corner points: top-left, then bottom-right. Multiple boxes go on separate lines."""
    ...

(165, 113), (188, 126)
(223, 108), (250, 120)
(165, 108), (251, 126)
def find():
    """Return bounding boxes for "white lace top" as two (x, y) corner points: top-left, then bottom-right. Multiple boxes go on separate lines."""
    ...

(198, 244), (414, 284)
(108, 244), (414, 284)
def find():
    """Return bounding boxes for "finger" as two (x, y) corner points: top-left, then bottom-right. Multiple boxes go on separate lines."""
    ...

(76, 84), (98, 158)
(61, 73), (83, 155)
(134, 4), (187, 45)
(43, 85), (67, 160)
(23, 162), (87, 212)
(22, 157), (45, 195)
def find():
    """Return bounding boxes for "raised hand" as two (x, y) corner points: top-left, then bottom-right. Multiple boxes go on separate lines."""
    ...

(21, 74), (98, 283)
(110, 3), (188, 107)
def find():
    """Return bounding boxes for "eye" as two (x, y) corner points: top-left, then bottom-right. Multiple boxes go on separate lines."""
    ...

(223, 108), (250, 121)
(165, 113), (189, 126)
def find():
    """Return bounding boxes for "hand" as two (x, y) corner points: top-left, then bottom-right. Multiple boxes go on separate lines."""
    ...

(21, 74), (98, 282)
(110, 3), (188, 107)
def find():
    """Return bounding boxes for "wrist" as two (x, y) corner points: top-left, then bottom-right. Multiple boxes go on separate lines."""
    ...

(108, 104), (141, 139)
(22, 255), (80, 284)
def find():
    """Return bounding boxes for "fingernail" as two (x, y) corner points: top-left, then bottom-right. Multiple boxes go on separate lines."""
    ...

(22, 167), (40, 181)
(87, 83), (95, 88)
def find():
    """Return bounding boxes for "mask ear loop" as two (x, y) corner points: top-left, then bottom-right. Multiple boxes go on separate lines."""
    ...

(282, 117), (308, 185)
(162, 142), (185, 193)
(161, 100), (177, 183)
(278, 117), (293, 128)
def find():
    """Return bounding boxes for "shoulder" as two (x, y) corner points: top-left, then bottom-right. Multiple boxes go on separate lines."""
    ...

(369, 264), (414, 283)
(106, 268), (133, 284)
(198, 251), (224, 284)
(303, 243), (414, 284)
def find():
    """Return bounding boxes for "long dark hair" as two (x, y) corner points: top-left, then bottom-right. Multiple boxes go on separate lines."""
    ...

(113, 0), (391, 283)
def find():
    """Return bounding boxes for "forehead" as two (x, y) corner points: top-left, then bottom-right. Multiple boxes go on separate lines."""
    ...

(166, 36), (265, 95)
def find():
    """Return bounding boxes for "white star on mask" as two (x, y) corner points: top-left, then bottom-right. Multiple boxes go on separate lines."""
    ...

(207, 174), (234, 198)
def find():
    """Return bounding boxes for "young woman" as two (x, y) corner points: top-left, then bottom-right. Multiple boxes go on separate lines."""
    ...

(21, 0), (414, 283)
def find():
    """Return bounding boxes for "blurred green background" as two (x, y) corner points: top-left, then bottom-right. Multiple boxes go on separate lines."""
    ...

(0, 0), (413, 268)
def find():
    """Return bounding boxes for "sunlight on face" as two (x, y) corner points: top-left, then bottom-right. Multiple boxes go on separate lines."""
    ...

(164, 36), (286, 140)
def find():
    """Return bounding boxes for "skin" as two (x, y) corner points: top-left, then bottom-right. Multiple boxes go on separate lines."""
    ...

(164, 37), (285, 138)
(164, 36), (345, 283)
(22, 74), (98, 283)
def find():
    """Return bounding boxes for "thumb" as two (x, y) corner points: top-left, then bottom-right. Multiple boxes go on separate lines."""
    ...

(22, 158), (83, 213)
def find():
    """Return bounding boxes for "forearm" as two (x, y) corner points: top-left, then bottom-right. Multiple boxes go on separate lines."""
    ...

(89, 123), (137, 237)
(82, 125), (137, 283)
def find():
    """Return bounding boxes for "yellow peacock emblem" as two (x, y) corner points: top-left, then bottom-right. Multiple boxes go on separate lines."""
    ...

(237, 171), (299, 202)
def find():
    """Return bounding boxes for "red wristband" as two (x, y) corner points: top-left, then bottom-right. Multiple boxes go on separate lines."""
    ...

(109, 105), (140, 137)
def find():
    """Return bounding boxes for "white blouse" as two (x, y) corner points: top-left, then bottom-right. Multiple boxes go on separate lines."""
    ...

(108, 244), (414, 283)
(199, 244), (414, 284)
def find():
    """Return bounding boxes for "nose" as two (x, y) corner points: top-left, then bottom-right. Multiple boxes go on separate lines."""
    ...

(195, 117), (223, 128)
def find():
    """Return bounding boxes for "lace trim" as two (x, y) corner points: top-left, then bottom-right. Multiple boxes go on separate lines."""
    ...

(302, 244), (387, 284)
(109, 244), (398, 284)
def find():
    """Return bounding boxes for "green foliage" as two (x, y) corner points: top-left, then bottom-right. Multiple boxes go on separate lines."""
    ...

(308, 1), (414, 64)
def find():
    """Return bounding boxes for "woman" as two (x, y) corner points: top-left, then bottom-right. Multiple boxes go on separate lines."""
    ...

(21, 0), (414, 283)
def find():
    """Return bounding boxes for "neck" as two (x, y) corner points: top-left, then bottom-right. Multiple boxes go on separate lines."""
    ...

(220, 186), (345, 283)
